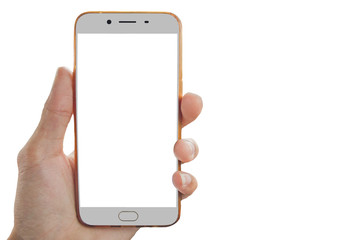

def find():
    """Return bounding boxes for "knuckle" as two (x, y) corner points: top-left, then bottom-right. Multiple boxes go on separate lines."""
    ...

(16, 143), (41, 167)
(17, 148), (28, 170)
(17, 146), (28, 163)
(16, 145), (44, 175)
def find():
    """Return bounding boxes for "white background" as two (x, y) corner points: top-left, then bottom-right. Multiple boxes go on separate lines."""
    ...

(77, 34), (177, 207)
(1, 0), (360, 239)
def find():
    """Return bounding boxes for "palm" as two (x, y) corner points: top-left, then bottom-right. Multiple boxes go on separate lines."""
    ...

(14, 152), (138, 240)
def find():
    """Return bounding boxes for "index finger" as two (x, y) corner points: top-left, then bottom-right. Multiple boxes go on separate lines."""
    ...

(181, 92), (203, 127)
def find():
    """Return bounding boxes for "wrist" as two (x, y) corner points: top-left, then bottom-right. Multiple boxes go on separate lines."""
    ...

(8, 229), (22, 240)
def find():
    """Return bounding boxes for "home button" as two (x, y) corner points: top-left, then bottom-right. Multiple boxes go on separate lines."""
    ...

(118, 211), (138, 221)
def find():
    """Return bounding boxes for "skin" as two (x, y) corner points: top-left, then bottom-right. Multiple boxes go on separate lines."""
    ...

(8, 67), (203, 240)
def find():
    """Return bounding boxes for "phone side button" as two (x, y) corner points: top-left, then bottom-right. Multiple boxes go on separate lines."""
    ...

(118, 211), (139, 221)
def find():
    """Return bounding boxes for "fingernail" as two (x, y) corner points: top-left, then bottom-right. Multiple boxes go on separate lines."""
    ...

(180, 172), (192, 187)
(184, 139), (196, 159)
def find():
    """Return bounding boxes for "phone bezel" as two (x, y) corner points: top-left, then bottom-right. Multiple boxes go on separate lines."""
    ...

(73, 11), (182, 227)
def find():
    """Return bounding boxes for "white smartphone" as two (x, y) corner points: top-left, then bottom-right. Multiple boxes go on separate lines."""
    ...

(74, 12), (182, 227)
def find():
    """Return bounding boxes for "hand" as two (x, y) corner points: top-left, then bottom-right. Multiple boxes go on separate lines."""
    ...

(8, 67), (203, 240)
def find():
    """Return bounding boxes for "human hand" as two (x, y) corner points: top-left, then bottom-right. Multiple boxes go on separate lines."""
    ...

(8, 67), (203, 240)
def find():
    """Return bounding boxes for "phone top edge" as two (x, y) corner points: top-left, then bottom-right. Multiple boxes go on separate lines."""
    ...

(75, 11), (181, 34)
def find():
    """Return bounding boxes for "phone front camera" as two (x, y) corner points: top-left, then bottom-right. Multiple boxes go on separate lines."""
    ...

(107, 20), (112, 24)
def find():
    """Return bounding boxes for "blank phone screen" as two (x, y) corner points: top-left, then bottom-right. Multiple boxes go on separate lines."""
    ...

(76, 33), (178, 208)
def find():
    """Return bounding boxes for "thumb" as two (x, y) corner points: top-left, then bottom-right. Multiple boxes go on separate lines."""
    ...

(30, 67), (74, 155)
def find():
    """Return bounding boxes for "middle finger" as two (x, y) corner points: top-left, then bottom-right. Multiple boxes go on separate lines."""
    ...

(173, 138), (199, 163)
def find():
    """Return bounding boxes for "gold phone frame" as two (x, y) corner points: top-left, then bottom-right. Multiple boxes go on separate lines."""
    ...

(73, 11), (182, 227)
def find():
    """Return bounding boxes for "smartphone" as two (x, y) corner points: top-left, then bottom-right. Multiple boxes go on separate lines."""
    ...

(73, 12), (182, 227)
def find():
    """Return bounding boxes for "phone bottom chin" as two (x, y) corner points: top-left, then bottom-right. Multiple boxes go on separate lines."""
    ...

(78, 207), (179, 226)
